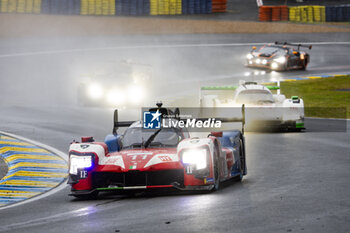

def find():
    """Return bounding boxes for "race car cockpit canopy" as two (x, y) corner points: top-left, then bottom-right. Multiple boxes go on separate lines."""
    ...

(119, 124), (185, 149)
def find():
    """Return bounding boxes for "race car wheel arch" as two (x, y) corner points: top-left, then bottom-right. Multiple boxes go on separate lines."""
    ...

(300, 58), (308, 70)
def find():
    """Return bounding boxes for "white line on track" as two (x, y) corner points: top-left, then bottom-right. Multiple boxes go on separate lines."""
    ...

(0, 41), (349, 58)
(0, 130), (68, 211)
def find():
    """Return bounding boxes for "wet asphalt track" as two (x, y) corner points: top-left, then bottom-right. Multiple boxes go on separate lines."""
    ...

(0, 32), (349, 233)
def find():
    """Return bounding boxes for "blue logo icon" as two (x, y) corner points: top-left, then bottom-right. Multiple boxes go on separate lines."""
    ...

(143, 110), (161, 129)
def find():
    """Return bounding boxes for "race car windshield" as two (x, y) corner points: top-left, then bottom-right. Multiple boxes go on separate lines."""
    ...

(236, 90), (275, 104)
(121, 127), (183, 149)
(259, 46), (286, 56)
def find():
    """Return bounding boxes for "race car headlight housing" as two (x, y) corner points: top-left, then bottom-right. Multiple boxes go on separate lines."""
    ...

(182, 149), (207, 170)
(274, 56), (286, 64)
(271, 62), (279, 69)
(69, 155), (92, 175)
(246, 54), (253, 59)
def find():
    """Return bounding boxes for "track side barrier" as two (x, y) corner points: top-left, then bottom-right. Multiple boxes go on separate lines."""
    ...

(259, 5), (289, 22)
(211, 0), (225, 13)
(260, 5), (348, 22)
(0, 0), (216, 15)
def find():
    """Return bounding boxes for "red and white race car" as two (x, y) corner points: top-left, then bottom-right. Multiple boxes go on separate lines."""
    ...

(68, 104), (247, 199)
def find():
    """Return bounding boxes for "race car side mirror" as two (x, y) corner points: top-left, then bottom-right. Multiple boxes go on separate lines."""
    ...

(309, 45), (312, 50)
(82, 136), (94, 143)
(252, 46), (256, 50)
(210, 132), (223, 137)
(293, 51), (299, 56)
(292, 96), (300, 103)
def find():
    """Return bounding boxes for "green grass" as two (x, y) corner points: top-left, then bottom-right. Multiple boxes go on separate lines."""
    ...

(280, 76), (350, 119)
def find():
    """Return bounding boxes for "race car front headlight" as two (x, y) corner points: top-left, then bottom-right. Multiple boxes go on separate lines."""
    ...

(182, 149), (207, 170)
(271, 62), (279, 70)
(69, 155), (92, 175)
(87, 83), (103, 100)
(255, 58), (261, 64)
(246, 53), (253, 59)
(262, 59), (267, 65)
(274, 56), (286, 64)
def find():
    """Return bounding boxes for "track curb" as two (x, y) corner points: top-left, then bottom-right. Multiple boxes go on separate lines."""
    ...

(278, 73), (350, 82)
(0, 131), (68, 210)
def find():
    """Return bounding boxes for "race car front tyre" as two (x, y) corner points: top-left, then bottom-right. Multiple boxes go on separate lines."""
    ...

(300, 59), (308, 70)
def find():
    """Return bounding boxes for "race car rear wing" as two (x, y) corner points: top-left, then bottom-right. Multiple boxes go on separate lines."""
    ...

(275, 41), (312, 51)
(195, 104), (246, 134)
(201, 86), (238, 91)
(113, 104), (246, 135)
(201, 83), (279, 91)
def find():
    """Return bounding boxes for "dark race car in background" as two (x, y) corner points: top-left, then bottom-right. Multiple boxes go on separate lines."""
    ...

(78, 59), (153, 107)
(246, 42), (312, 71)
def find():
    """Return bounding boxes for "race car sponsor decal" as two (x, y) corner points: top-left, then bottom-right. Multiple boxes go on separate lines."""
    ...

(204, 178), (214, 184)
(144, 154), (178, 168)
(126, 152), (153, 156)
(185, 165), (193, 174)
(80, 145), (90, 149)
(159, 156), (172, 162)
(130, 154), (149, 160)
(100, 156), (125, 169)
(79, 170), (88, 179)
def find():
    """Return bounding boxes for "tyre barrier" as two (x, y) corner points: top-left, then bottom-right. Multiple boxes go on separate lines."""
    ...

(326, 5), (350, 22)
(259, 6), (272, 21)
(41, 0), (80, 14)
(0, 0), (216, 15)
(212, 0), (225, 13)
(150, 0), (211, 15)
(1, 0), (41, 14)
(271, 6), (281, 21)
(259, 5), (349, 22)
(259, 6), (288, 22)
(289, 6), (326, 23)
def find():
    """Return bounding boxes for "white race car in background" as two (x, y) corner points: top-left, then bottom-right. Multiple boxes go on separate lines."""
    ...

(200, 81), (304, 131)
